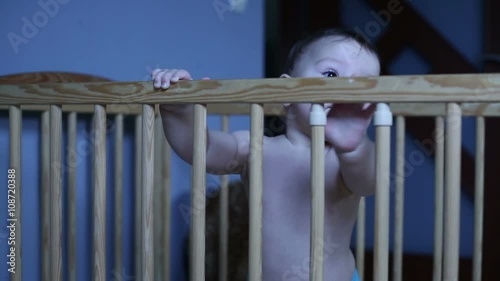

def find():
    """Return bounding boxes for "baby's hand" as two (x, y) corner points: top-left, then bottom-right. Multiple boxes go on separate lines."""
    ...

(325, 103), (375, 153)
(151, 68), (193, 89)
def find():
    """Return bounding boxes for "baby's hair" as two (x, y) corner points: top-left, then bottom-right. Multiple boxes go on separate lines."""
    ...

(283, 27), (380, 75)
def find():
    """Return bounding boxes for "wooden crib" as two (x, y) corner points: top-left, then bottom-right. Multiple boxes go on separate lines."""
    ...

(1, 72), (499, 281)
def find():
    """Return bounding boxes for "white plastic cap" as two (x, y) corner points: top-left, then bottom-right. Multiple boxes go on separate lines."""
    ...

(374, 103), (393, 126)
(309, 103), (327, 126)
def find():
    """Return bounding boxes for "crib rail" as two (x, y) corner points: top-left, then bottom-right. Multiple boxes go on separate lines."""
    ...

(1, 74), (500, 104)
(1, 102), (500, 116)
(1, 73), (499, 281)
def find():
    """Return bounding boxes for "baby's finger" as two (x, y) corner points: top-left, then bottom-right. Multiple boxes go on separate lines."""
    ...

(160, 71), (177, 89)
(151, 68), (166, 78)
(153, 70), (165, 88)
(362, 103), (372, 111)
(171, 69), (192, 82)
(153, 70), (169, 88)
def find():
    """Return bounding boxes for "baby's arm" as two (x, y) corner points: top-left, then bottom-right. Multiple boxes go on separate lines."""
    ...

(325, 103), (377, 196)
(336, 135), (376, 196)
(154, 69), (249, 175)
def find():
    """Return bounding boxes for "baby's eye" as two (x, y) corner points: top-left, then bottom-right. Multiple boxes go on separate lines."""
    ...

(322, 70), (338, 77)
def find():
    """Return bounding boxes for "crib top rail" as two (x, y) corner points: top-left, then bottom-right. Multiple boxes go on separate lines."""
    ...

(0, 74), (500, 105)
(1, 102), (500, 117)
(0, 103), (283, 115)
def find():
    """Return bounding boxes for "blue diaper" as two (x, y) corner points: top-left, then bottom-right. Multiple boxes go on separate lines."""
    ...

(352, 269), (361, 281)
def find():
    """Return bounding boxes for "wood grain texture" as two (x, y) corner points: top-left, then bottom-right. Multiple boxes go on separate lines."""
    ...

(134, 115), (143, 279)
(162, 130), (172, 281)
(1, 102), (500, 117)
(1, 74), (500, 104)
(50, 105), (63, 281)
(41, 111), (50, 281)
(93, 105), (107, 281)
(249, 104), (264, 281)
(68, 112), (77, 281)
(142, 105), (155, 281)
(393, 117), (405, 281)
(9, 106), (22, 281)
(219, 115), (229, 281)
(473, 117), (485, 281)
(374, 114), (392, 281)
(310, 123), (325, 281)
(443, 103), (462, 281)
(190, 104), (207, 281)
(114, 114), (124, 279)
(154, 114), (163, 281)
(433, 117), (445, 281)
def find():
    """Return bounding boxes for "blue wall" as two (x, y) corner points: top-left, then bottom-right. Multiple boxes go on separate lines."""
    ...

(0, 0), (263, 280)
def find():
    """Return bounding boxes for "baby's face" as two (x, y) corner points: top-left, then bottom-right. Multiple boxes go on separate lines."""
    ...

(283, 37), (380, 134)
(291, 36), (380, 79)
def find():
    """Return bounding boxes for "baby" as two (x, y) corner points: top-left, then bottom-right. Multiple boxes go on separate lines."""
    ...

(153, 27), (380, 281)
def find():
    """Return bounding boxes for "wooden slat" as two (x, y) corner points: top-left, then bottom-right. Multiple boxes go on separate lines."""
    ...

(433, 117), (445, 281)
(93, 105), (107, 280)
(1, 102), (500, 117)
(50, 105), (63, 280)
(9, 106), (21, 281)
(0, 103), (285, 116)
(41, 111), (50, 281)
(68, 112), (77, 281)
(443, 103), (462, 281)
(114, 114), (124, 278)
(154, 114), (163, 280)
(134, 115), (143, 278)
(163, 130), (172, 281)
(473, 117), (485, 281)
(393, 116), (405, 281)
(374, 104), (392, 281)
(191, 104), (207, 281)
(142, 105), (155, 281)
(356, 197), (366, 281)
(249, 104), (264, 281)
(219, 115), (230, 281)
(310, 104), (325, 281)
(1, 74), (500, 104)
(391, 102), (500, 116)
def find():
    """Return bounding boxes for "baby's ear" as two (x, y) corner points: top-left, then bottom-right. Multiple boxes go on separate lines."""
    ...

(280, 73), (292, 107)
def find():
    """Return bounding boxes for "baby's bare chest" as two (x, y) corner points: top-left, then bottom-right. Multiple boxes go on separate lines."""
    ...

(260, 143), (340, 194)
